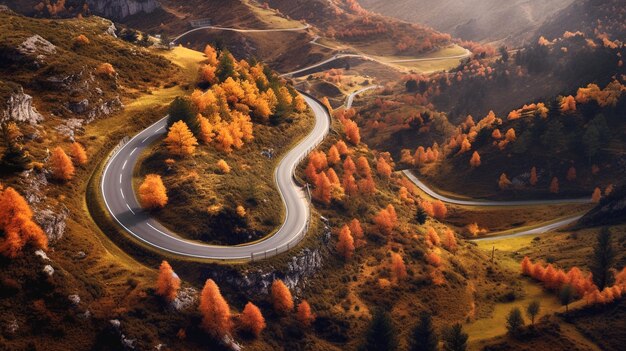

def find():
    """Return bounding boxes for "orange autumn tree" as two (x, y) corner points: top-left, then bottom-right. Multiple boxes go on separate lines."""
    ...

(50, 147), (75, 181)
(373, 204), (398, 236)
(0, 187), (48, 257)
(530, 166), (538, 186)
(216, 159), (231, 174)
(348, 218), (364, 245)
(335, 140), (349, 155)
(498, 173), (512, 189)
(343, 119), (361, 145)
(442, 229), (457, 252)
(70, 142), (88, 166)
(165, 121), (198, 157)
(239, 302), (266, 337)
(591, 187), (602, 203)
(550, 177), (559, 193)
(199, 279), (232, 338)
(560, 95), (577, 112)
(336, 225), (355, 259)
(376, 157), (392, 179)
(391, 252), (408, 282)
(139, 174), (168, 209)
(198, 115), (215, 143)
(297, 300), (316, 327)
(505, 128), (516, 142)
(155, 260), (180, 302)
(327, 145), (341, 165)
(294, 95), (307, 113)
(271, 279), (294, 314)
(432, 200), (447, 219)
(356, 156), (372, 178)
(313, 172), (332, 205)
(469, 151), (481, 167)
(204, 44), (218, 66)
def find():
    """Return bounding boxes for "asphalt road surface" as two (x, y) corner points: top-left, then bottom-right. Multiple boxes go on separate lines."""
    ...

(101, 94), (329, 260)
(402, 170), (591, 240)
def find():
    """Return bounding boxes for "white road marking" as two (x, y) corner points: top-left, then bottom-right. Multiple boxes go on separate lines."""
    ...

(142, 136), (150, 143)
(122, 159), (128, 170)
(119, 174), (122, 184)
(126, 203), (135, 215)
(99, 94), (329, 260)
(120, 188), (125, 199)
(156, 126), (164, 132)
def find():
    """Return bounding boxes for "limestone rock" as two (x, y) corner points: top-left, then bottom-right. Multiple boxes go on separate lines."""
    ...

(172, 287), (197, 311)
(1, 86), (44, 124)
(17, 35), (56, 57)
(86, 0), (159, 20)
(43, 265), (54, 276)
(68, 294), (81, 306)
(34, 249), (50, 261)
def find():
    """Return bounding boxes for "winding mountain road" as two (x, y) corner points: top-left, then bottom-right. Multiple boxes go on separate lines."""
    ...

(172, 23), (311, 44)
(101, 94), (329, 260)
(345, 85), (380, 109)
(402, 170), (591, 240)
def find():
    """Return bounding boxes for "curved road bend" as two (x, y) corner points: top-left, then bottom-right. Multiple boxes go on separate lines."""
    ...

(345, 85), (380, 109)
(101, 95), (330, 260)
(172, 24), (311, 44)
(402, 170), (591, 240)
(402, 170), (591, 206)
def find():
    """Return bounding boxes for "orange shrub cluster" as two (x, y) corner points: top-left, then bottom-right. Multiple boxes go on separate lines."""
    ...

(70, 142), (88, 166)
(575, 81), (625, 107)
(139, 174), (168, 209)
(420, 200), (447, 220)
(521, 257), (596, 297)
(507, 102), (549, 120)
(425, 226), (441, 247)
(49, 147), (75, 181)
(96, 62), (116, 76)
(465, 222), (487, 237)
(391, 252), (408, 282)
(585, 268), (626, 305)
(373, 204), (398, 236)
(240, 302), (266, 337)
(296, 300), (316, 327)
(0, 186), (48, 257)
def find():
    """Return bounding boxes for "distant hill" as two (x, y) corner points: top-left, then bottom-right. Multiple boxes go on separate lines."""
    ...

(359, 0), (574, 45)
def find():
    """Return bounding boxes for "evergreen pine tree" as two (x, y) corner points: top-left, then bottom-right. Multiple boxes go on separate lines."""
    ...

(167, 97), (200, 136)
(361, 309), (398, 351)
(410, 312), (438, 351)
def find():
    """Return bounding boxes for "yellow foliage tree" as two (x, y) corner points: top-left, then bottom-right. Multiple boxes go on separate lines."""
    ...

(139, 174), (168, 209)
(165, 121), (198, 157)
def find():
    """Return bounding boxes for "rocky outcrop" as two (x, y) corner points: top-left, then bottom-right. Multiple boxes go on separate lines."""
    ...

(210, 245), (327, 299)
(172, 287), (197, 311)
(18, 170), (68, 243)
(86, 0), (159, 20)
(1, 86), (44, 124)
(17, 35), (56, 56)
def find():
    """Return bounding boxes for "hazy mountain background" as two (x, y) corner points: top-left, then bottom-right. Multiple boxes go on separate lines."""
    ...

(359, 0), (575, 45)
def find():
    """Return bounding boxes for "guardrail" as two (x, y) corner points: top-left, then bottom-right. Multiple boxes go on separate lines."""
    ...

(249, 91), (331, 262)
(190, 18), (212, 28)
